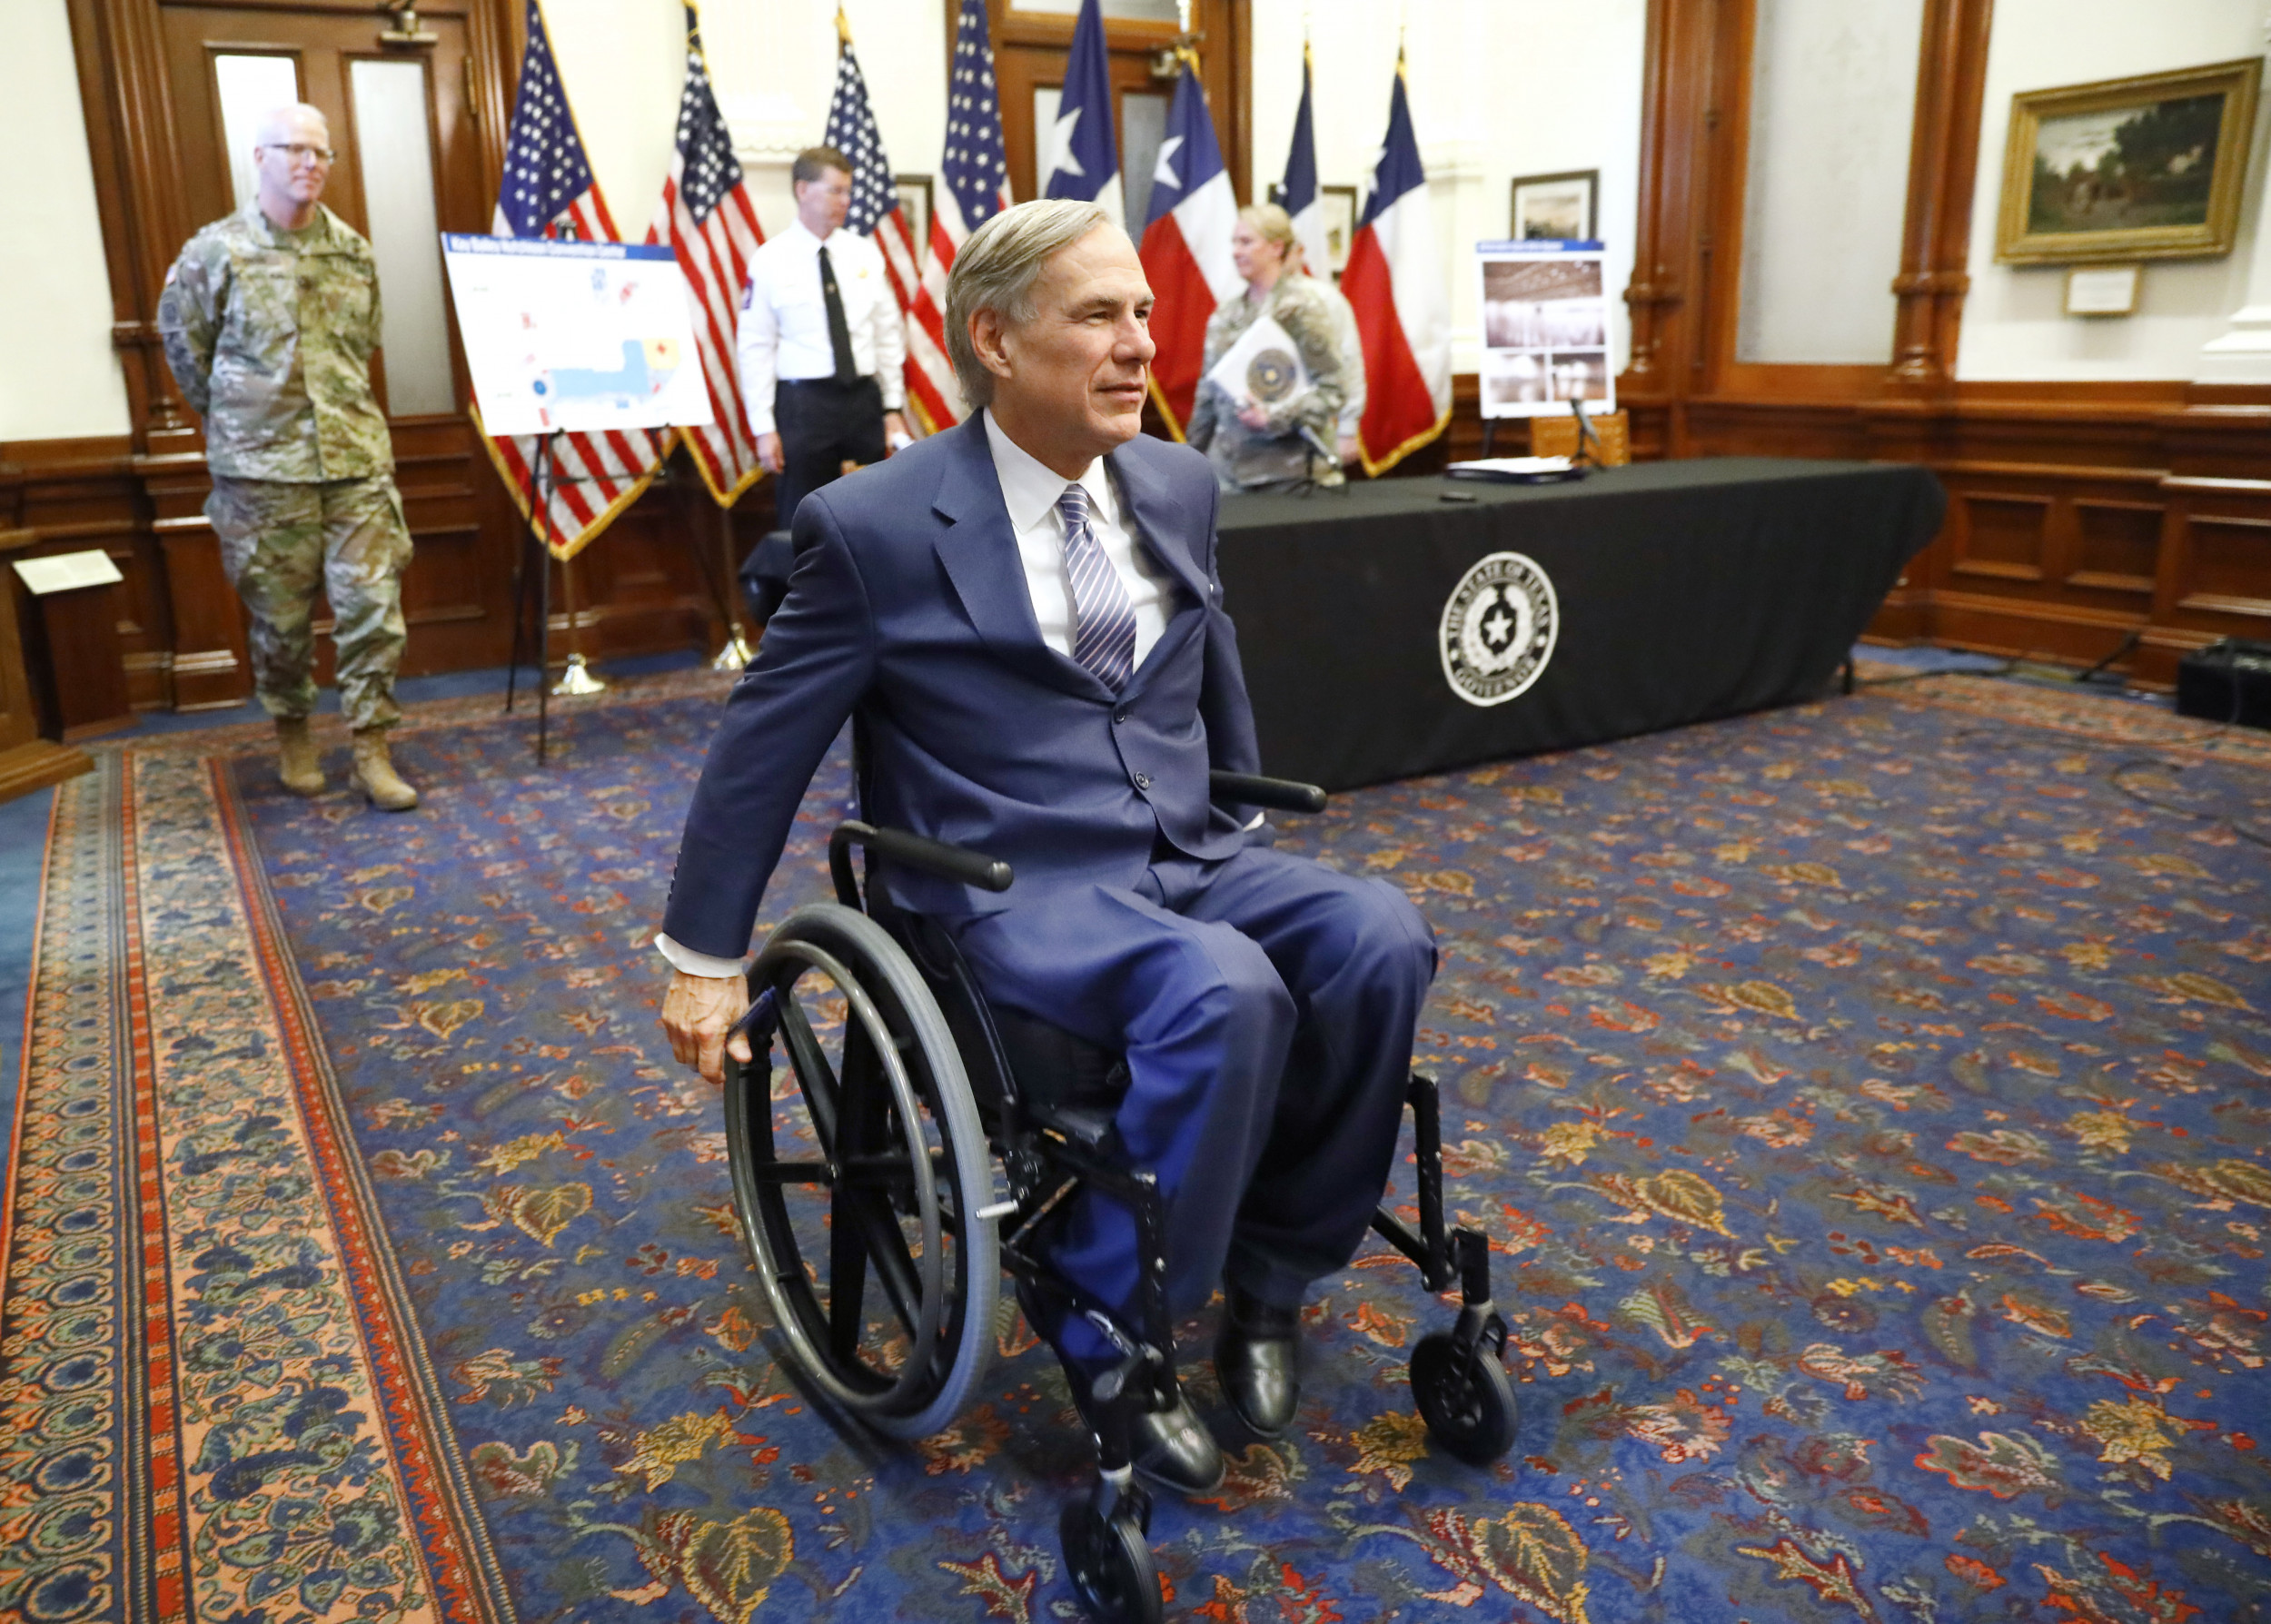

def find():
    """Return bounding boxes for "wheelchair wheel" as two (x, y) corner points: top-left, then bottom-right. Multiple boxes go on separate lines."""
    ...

(1410, 1332), (1518, 1465)
(1059, 1497), (1161, 1624)
(724, 903), (999, 1439)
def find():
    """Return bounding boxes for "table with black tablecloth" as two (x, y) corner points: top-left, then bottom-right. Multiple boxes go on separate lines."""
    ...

(1214, 456), (1945, 790)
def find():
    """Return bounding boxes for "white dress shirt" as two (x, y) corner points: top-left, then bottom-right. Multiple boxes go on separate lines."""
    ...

(980, 410), (1180, 667)
(656, 412), (1190, 980)
(735, 220), (907, 437)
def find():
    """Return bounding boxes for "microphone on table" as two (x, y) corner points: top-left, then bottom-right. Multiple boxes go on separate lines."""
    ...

(1570, 397), (1602, 468)
(1294, 421), (1353, 494)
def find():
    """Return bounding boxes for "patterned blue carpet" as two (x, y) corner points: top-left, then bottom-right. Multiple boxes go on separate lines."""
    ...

(8, 668), (2266, 1622)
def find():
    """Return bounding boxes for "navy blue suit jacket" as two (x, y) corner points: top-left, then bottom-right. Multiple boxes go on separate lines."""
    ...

(662, 413), (1264, 957)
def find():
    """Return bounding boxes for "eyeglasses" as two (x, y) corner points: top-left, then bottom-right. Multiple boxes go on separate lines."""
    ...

(265, 142), (335, 166)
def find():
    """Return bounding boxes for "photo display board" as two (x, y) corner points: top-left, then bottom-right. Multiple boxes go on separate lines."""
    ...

(441, 235), (714, 436)
(1474, 240), (1613, 420)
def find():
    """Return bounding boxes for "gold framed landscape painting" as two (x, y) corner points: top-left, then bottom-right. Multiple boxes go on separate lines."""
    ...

(1997, 58), (2261, 264)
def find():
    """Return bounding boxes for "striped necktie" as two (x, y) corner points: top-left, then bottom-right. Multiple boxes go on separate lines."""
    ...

(1056, 482), (1137, 691)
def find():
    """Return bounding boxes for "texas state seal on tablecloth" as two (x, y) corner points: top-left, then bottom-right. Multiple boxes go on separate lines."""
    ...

(1439, 550), (1559, 707)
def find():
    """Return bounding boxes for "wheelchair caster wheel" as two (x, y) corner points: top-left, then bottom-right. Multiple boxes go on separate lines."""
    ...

(1411, 1330), (1518, 1465)
(1059, 1496), (1160, 1624)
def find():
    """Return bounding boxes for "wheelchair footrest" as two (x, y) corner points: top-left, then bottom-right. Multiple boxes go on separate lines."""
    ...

(1030, 1102), (1118, 1151)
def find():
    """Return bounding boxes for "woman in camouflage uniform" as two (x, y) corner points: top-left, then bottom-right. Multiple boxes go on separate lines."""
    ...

(1185, 204), (1345, 492)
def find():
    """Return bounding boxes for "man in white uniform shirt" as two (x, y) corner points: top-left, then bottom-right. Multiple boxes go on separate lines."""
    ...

(737, 146), (909, 540)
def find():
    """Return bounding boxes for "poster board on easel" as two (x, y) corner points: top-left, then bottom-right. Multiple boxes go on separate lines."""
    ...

(441, 234), (714, 435)
(1474, 240), (1613, 421)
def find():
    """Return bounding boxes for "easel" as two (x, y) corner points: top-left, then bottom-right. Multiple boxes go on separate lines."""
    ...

(1477, 399), (1602, 466)
(454, 228), (728, 752)
(503, 431), (604, 765)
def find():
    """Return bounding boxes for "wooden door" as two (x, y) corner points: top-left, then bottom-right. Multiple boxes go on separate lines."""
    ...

(155, 1), (517, 676)
(985, 0), (1252, 213)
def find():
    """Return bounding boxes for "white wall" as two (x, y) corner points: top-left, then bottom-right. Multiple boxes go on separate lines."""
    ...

(540, 0), (1647, 376)
(1, 0), (132, 443)
(1737, 0), (1925, 365)
(1956, 0), (2271, 381)
(547, 0), (947, 244)
(1249, 0), (1648, 376)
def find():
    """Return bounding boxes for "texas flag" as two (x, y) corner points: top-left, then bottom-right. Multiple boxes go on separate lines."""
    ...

(1042, 0), (1122, 229)
(1280, 45), (1329, 284)
(1345, 55), (1450, 474)
(1137, 61), (1240, 438)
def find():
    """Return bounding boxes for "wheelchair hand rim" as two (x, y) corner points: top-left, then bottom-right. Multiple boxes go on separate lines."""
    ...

(740, 936), (949, 1415)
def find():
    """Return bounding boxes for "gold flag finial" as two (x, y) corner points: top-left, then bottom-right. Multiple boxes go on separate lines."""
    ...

(836, 4), (851, 45)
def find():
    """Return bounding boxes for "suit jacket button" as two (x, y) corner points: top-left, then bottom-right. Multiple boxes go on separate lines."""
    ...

(1113, 708), (1129, 725)
(1133, 772), (1153, 791)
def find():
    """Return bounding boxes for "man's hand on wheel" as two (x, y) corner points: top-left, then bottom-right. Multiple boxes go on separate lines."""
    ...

(662, 970), (752, 1085)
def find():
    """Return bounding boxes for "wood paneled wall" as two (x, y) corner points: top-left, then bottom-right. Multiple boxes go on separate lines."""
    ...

(1610, 0), (2271, 688)
(0, 429), (759, 714)
(14, 0), (756, 718)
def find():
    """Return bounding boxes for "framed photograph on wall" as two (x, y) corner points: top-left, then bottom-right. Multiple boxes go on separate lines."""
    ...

(1510, 170), (1598, 243)
(1319, 185), (1358, 278)
(1996, 59), (2261, 264)
(895, 174), (934, 255)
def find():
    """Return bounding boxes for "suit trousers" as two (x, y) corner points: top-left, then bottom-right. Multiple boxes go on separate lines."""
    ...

(773, 376), (887, 533)
(947, 844), (1436, 1371)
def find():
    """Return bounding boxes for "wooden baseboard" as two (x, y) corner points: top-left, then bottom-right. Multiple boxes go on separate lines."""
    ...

(0, 738), (92, 804)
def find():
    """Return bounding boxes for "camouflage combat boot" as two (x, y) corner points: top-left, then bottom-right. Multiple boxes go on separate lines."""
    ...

(350, 728), (419, 812)
(275, 717), (324, 797)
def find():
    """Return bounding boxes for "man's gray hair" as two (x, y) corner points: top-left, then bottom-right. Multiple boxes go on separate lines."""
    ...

(944, 199), (1113, 410)
(254, 103), (330, 146)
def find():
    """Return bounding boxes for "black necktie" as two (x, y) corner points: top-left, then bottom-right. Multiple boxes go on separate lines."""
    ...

(817, 243), (858, 385)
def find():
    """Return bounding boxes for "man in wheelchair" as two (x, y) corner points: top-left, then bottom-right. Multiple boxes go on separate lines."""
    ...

(657, 200), (1436, 1500)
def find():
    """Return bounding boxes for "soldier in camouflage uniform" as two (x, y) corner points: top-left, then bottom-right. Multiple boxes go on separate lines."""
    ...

(156, 102), (419, 810)
(1186, 204), (1345, 494)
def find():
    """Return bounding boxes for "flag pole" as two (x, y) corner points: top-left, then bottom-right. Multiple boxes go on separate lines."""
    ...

(550, 542), (608, 696)
(710, 504), (754, 669)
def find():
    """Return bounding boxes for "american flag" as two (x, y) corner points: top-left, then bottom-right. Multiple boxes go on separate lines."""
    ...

(480, 0), (662, 559)
(824, 33), (922, 322)
(903, 0), (1010, 430)
(647, 5), (767, 505)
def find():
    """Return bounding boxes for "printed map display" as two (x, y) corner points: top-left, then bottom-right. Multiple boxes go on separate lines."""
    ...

(441, 235), (713, 436)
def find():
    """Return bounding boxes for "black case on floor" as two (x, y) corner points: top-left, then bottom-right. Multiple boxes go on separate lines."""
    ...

(2176, 638), (2271, 729)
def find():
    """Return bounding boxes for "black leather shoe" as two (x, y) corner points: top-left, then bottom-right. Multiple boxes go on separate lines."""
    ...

(1215, 1284), (1301, 1440)
(1016, 1274), (1225, 1498)
(1102, 1387), (1225, 1498)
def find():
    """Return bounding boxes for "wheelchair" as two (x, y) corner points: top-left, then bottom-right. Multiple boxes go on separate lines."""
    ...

(718, 767), (1517, 1624)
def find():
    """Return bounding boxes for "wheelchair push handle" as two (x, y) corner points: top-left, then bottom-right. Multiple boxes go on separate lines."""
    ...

(1209, 769), (1329, 816)
(830, 820), (1015, 896)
